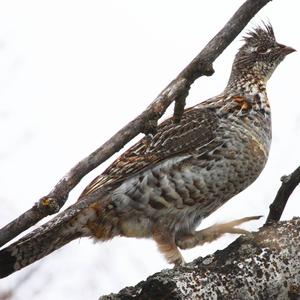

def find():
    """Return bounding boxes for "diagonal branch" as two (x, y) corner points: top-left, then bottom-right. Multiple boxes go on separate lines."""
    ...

(0, 0), (271, 247)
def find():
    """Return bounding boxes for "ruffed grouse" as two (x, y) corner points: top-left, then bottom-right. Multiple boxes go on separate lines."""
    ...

(0, 24), (295, 278)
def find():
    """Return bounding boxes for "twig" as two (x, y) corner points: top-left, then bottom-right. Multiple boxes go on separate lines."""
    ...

(0, 0), (271, 247)
(266, 165), (300, 225)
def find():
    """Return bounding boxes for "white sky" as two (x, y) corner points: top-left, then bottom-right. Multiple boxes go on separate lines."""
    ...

(0, 1), (299, 299)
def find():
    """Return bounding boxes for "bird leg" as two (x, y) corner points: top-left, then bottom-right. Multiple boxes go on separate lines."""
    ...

(176, 215), (261, 250)
(152, 225), (185, 266)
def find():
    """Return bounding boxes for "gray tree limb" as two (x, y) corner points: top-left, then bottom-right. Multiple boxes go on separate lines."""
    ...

(100, 218), (300, 300)
(0, 0), (271, 247)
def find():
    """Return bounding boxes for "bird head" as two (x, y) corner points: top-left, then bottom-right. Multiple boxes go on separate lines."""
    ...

(230, 23), (295, 84)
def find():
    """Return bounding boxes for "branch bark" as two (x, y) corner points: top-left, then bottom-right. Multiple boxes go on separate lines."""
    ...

(0, 0), (271, 247)
(100, 218), (300, 300)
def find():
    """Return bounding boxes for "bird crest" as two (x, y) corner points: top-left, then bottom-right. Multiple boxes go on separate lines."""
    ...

(243, 22), (276, 47)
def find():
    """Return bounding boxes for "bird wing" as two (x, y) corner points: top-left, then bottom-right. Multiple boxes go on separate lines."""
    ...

(79, 106), (220, 199)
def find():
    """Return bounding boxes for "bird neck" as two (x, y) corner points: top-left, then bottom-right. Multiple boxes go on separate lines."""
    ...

(203, 71), (271, 118)
(197, 69), (271, 118)
(221, 73), (271, 118)
(224, 71), (267, 96)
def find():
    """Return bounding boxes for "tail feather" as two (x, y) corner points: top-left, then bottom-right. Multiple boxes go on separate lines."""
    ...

(0, 191), (111, 278)
(0, 207), (86, 278)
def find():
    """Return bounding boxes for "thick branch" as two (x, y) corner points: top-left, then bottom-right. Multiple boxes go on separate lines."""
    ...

(266, 165), (300, 224)
(0, 0), (271, 247)
(100, 218), (300, 300)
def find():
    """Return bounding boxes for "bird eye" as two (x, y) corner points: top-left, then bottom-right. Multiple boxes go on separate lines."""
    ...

(256, 46), (271, 54)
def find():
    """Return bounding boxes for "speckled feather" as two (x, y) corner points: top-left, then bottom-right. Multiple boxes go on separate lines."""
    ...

(0, 24), (295, 277)
(79, 108), (219, 196)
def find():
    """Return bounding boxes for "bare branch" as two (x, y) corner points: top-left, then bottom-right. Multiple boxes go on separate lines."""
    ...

(266, 165), (300, 225)
(0, 0), (271, 247)
(100, 218), (300, 300)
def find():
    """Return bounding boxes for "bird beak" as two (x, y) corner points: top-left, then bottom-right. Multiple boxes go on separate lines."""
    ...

(278, 43), (296, 55)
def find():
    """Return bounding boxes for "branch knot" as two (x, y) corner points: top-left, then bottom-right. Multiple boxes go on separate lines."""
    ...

(37, 197), (60, 214)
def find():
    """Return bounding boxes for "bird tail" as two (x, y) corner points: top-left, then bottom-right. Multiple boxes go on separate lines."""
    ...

(0, 205), (90, 278)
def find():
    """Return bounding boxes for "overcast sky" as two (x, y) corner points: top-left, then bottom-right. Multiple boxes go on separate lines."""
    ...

(0, 1), (299, 299)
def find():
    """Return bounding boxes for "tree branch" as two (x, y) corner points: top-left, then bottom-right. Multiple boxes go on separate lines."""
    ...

(266, 165), (300, 224)
(100, 218), (300, 300)
(0, 0), (271, 247)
